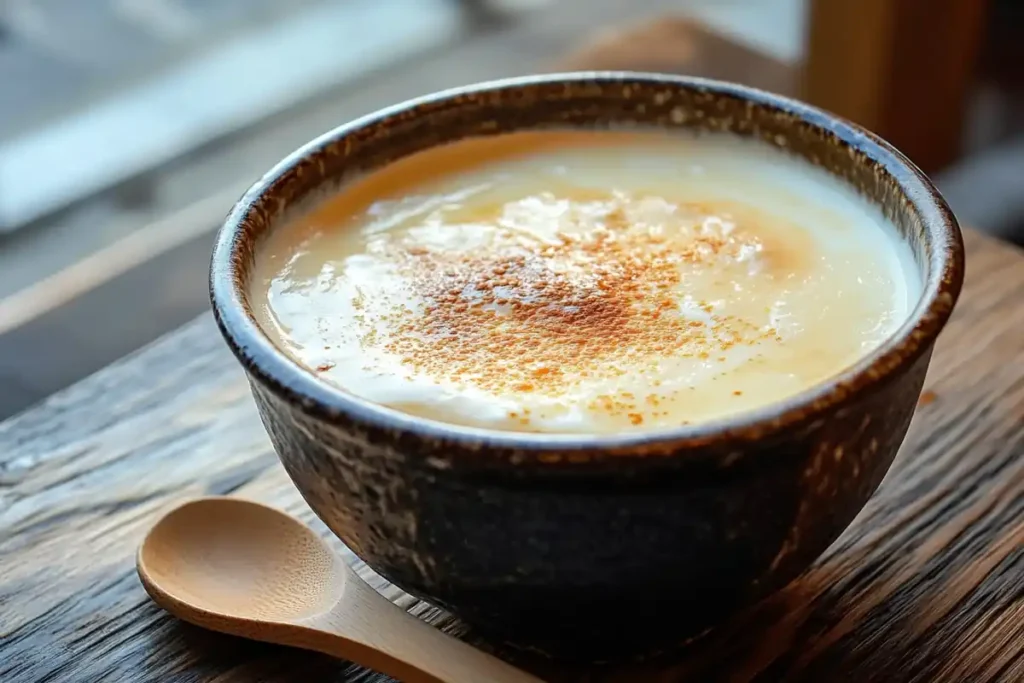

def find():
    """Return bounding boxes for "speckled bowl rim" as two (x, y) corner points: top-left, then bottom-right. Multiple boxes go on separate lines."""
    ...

(211, 72), (964, 456)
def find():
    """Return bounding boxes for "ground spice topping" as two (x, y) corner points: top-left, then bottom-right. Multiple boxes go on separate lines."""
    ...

(356, 192), (781, 424)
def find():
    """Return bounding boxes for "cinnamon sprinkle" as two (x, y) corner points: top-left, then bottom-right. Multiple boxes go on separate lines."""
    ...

(352, 198), (780, 421)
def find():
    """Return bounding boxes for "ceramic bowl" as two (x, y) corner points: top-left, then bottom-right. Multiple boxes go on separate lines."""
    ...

(210, 73), (964, 662)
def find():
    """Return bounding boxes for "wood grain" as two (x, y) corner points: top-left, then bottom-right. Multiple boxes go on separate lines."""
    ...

(1, 228), (1022, 683)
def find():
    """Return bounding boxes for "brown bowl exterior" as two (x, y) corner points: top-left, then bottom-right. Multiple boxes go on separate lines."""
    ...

(210, 73), (964, 662)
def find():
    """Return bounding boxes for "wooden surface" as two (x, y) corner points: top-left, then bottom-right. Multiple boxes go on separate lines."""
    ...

(802, 0), (989, 173)
(1, 228), (1022, 682)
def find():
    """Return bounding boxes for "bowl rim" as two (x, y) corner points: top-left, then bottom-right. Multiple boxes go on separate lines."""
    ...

(210, 71), (964, 456)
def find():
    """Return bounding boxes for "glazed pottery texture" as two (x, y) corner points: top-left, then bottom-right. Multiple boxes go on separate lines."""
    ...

(210, 73), (964, 662)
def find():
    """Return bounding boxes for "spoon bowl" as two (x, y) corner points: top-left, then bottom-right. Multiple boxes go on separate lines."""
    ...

(138, 497), (541, 683)
(139, 497), (342, 623)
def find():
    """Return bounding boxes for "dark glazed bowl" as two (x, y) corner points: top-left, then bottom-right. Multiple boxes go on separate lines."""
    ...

(210, 73), (964, 662)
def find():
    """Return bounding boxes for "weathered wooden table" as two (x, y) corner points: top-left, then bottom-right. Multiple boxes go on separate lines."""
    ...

(1, 228), (1022, 682)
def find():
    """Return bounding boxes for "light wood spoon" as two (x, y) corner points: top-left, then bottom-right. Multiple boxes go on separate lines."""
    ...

(137, 497), (543, 683)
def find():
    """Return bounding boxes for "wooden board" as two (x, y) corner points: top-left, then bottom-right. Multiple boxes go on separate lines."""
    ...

(1, 228), (1022, 683)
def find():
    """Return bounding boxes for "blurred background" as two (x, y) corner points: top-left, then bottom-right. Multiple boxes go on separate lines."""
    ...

(0, 0), (1021, 418)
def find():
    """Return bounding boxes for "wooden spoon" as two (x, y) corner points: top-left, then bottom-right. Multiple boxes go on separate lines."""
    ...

(137, 497), (543, 683)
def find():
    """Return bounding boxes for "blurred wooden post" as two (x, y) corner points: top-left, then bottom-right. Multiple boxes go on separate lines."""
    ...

(802, 0), (988, 172)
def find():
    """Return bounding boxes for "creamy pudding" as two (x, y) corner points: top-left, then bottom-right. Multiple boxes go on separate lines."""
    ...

(250, 131), (918, 433)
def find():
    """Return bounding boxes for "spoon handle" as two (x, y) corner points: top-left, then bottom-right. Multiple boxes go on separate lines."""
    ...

(304, 576), (544, 683)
